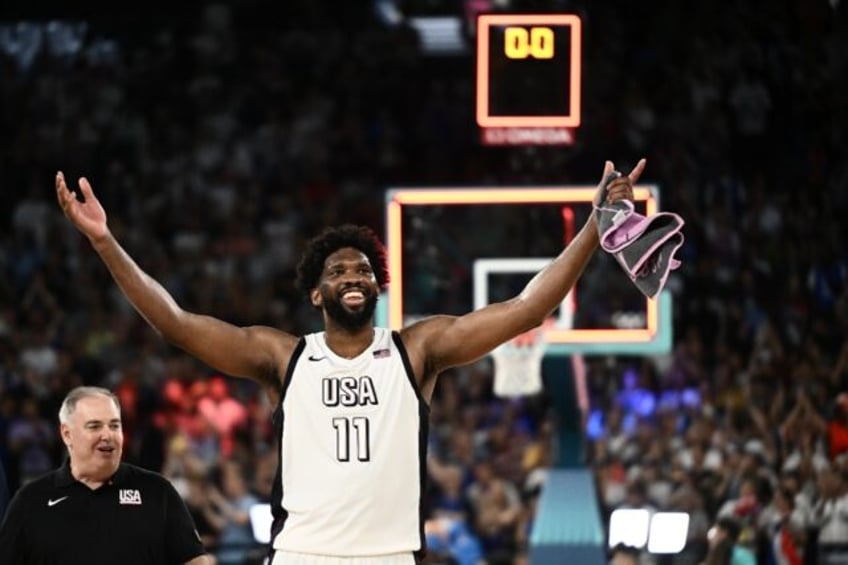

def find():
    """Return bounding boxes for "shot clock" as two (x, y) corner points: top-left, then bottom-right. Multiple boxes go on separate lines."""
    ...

(475, 14), (582, 145)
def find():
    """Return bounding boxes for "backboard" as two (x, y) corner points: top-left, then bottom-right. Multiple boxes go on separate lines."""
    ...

(377, 185), (673, 355)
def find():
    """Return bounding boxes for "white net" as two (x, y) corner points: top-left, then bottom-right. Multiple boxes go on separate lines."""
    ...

(491, 321), (551, 398)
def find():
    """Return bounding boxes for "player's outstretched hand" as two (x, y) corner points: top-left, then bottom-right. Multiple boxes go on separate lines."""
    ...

(593, 158), (646, 206)
(55, 172), (109, 242)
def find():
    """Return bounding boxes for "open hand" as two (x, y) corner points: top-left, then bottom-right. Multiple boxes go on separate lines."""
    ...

(55, 172), (109, 242)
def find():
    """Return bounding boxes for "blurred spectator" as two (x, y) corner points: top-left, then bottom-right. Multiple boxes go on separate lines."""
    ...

(616, 478), (658, 517)
(208, 460), (260, 565)
(184, 472), (222, 551)
(465, 460), (522, 562)
(162, 432), (208, 498)
(667, 483), (711, 564)
(5, 397), (55, 486)
(716, 476), (767, 551)
(423, 516), (484, 565)
(763, 487), (805, 565)
(701, 517), (756, 565)
(428, 457), (471, 523)
(811, 467), (848, 563)
(811, 392), (848, 462)
(197, 376), (247, 459)
(609, 542), (640, 565)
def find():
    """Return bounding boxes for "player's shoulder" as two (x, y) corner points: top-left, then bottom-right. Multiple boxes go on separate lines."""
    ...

(242, 324), (301, 370)
(397, 315), (455, 344)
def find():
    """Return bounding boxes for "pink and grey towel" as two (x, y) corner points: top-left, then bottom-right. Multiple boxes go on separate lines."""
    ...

(594, 173), (684, 298)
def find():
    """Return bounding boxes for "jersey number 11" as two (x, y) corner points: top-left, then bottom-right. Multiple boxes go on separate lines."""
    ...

(332, 416), (371, 462)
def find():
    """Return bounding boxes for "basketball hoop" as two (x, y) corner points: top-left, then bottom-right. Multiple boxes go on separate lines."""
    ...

(491, 319), (554, 398)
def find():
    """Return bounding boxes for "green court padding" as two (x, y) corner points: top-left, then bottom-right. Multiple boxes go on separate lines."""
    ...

(529, 359), (605, 564)
(529, 469), (606, 565)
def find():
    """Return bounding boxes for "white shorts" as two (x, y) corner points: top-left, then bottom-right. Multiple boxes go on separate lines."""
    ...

(270, 550), (416, 565)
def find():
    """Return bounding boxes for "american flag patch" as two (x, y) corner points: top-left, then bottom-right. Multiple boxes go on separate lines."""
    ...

(373, 348), (390, 358)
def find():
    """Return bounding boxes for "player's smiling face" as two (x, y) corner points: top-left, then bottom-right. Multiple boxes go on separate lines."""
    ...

(61, 394), (124, 480)
(314, 247), (379, 331)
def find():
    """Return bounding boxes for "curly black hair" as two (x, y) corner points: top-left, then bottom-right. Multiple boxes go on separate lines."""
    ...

(295, 224), (390, 301)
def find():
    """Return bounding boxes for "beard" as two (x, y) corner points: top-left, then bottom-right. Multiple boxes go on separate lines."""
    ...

(322, 286), (378, 332)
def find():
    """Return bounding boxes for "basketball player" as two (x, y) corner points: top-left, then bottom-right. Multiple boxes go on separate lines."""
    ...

(55, 159), (642, 564)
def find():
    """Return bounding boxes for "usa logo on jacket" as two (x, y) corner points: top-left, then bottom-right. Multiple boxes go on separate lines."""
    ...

(119, 489), (142, 505)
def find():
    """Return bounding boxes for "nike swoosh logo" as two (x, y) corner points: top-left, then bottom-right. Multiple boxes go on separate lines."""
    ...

(48, 496), (69, 507)
(308, 355), (325, 362)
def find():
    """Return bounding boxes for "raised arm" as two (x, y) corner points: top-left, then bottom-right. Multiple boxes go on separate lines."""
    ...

(403, 159), (644, 380)
(56, 172), (296, 386)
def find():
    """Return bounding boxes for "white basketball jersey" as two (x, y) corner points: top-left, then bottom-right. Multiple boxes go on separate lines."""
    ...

(270, 328), (428, 557)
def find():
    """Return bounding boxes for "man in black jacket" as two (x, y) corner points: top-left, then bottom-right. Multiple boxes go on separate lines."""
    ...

(0, 386), (211, 565)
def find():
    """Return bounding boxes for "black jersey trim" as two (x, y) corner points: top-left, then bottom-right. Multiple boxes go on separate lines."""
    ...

(391, 331), (429, 410)
(279, 337), (306, 403)
(391, 330), (430, 558)
(267, 337), (305, 558)
(268, 405), (287, 560)
(414, 396), (431, 559)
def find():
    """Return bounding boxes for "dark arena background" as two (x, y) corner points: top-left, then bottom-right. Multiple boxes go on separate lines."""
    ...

(1, 0), (847, 564)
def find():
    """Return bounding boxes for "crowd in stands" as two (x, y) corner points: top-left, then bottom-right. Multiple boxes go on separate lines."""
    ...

(1, 1), (846, 564)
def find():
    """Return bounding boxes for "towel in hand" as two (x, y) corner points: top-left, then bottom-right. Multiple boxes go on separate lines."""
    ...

(594, 174), (684, 298)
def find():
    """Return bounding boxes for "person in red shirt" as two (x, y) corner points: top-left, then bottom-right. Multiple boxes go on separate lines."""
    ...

(827, 393), (848, 460)
(790, 390), (848, 462)
(197, 377), (247, 458)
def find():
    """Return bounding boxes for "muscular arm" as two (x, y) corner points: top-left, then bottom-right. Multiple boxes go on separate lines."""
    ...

(406, 219), (599, 370)
(57, 173), (295, 385)
(90, 234), (293, 381)
(402, 160), (644, 387)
